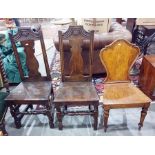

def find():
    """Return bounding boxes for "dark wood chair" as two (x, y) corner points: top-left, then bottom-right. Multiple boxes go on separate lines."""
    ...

(99, 39), (152, 132)
(54, 26), (99, 130)
(5, 26), (54, 129)
(0, 53), (9, 135)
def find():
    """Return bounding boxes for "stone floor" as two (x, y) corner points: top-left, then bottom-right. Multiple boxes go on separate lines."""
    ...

(5, 101), (155, 136)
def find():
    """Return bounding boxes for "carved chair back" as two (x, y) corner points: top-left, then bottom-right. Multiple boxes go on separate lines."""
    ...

(99, 39), (140, 83)
(58, 26), (94, 82)
(0, 53), (9, 92)
(9, 25), (51, 82)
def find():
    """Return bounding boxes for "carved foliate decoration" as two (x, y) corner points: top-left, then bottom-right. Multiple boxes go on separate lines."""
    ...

(62, 26), (92, 39)
(12, 25), (41, 42)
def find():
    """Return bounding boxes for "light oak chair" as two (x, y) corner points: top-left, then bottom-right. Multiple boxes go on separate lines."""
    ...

(99, 39), (152, 132)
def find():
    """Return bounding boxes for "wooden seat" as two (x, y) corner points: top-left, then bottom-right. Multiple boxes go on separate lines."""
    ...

(99, 39), (152, 132)
(5, 26), (54, 129)
(55, 26), (99, 130)
(6, 81), (52, 103)
(0, 53), (9, 135)
(54, 82), (98, 103)
(103, 83), (151, 106)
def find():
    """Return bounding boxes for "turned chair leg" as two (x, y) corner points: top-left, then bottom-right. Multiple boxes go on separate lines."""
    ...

(0, 121), (8, 136)
(94, 105), (98, 130)
(46, 101), (54, 128)
(10, 105), (22, 128)
(56, 106), (63, 130)
(103, 107), (110, 132)
(138, 105), (149, 130)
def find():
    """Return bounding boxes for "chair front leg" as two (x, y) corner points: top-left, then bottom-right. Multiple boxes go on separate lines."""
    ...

(56, 106), (63, 130)
(0, 120), (8, 136)
(103, 106), (110, 132)
(93, 105), (98, 130)
(138, 104), (150, 130)
(9, 104), (22, 128)
(46, 97), (54, 128)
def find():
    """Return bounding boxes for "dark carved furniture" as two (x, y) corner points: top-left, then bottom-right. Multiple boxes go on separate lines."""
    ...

(5, 26), (54, 129)
(54, 26), (99, 130)
(133, 25), (155, 55)
(0, 53), (9, 135)
(139, 55), (155, 100)
(54, 22), (132, 75)
(99, 39), (152, 132)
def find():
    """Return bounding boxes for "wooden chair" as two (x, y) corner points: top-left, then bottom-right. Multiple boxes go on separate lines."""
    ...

(0, 53), (9, 135)
(54, 26), (99, 130)
(5, 26), (54, 129)
(99, 39), (152, 132)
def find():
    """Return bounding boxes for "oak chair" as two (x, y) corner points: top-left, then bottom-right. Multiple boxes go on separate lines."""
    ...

(5, 26), (54, 129)
(54, 26), (99, 130)
(0, 53), (9, 135)
(99, 39), (152, 132)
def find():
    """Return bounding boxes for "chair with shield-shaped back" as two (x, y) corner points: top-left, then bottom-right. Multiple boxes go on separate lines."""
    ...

(0, 52), (9, 135)
(99, 39), (152, 132)
(54, 26), (99, 130)
(5, 25), (54, 129)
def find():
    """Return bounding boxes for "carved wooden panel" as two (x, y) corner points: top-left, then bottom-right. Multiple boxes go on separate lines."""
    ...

(12, 25), (41, 42)
(99, 39), (140, 82)
(62, 26), (92, 39)
(59, 26), (94, 82)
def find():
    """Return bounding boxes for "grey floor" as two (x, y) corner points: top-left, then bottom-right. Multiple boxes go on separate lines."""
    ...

(5, 101), (155, 136)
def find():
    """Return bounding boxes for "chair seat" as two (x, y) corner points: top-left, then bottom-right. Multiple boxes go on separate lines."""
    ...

(0, 92), (9, 120)
(102, 82), (151, 106)
(54, 82), (99, 103)
(5, 81), (52, 104)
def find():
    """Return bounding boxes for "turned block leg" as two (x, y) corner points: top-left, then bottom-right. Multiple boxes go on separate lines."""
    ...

(46, 101), (54, 128)
(46, 110), (54, 128)
(56, 106), (63, 130)
(103, 107), (110, 132)
(138, 105), (149, 130)
(10, 105), (22, 129)
(94, 105), (98, 130)
(0, 121), (8, 136)
(89, 105), (91, 111)
(29, 104), (33, 110)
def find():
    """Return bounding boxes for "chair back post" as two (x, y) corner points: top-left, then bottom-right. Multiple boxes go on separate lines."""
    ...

(9, 33), (25, 81)
(58, 30), (64, 81)
(39, 29), (51, 80)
